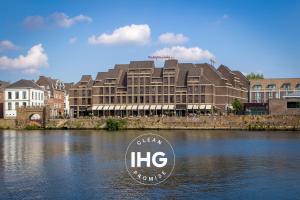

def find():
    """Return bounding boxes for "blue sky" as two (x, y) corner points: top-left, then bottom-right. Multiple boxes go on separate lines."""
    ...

(0, 0), (299, 83)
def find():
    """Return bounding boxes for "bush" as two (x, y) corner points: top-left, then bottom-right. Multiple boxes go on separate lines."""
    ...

(25, 124), (42, 130)
(106, 118), (126, 131)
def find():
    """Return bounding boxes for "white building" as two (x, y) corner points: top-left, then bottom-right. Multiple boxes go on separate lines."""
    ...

(4, 79), (45, 118)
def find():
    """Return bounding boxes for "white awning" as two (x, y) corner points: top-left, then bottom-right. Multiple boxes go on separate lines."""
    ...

(150, 105), (156, 110)
(132, 105), (138, 110)
(144, 105), (150, 110)
(187, 105), (193, 109)
(200, 105), (206, 110)
(92, 106), (98, 110)
(108, 105), (114, 110)
(138, 105), (144, 110)
(120, 105), (126, 110)
(103, 105), (109, 110)
(97, 105), (103, 110)
(162, 105), (169, 109)
(156, 105), (162, 109)
(206, 105), (212, 109)
(126, 105), (132, 110)
(193, 105), (199, 109)
(115, 105), (121, 110)
(169, 105), (175, 110)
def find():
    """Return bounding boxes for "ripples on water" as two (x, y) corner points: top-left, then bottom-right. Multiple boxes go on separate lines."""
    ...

(0, 130), (300, 199)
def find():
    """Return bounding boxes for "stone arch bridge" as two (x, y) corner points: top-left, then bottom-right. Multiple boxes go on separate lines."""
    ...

(16, 106), (50, 128)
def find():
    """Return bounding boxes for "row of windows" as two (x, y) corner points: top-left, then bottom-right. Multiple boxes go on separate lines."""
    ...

(73, 90), (92, 96)
(7, 102), (44, 110)
(7, 91), (43, 101)
(90, 86), (207, 95)
(127, 77), (176, 85)
(252, 83), (300, 90)
(89, 95), (207, 104)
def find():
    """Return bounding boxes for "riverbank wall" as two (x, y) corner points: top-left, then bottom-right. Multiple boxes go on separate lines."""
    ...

(1, 115), (299, 130)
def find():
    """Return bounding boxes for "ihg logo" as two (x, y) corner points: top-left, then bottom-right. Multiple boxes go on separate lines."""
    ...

(125, 134), (175, 185)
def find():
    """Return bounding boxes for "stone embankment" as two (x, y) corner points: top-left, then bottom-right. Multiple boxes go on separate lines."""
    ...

(46, 115), (300, 130)
(1, 115), (300, 130)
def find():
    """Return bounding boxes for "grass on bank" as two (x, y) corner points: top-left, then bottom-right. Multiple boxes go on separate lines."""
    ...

(106, 118), (127, 131)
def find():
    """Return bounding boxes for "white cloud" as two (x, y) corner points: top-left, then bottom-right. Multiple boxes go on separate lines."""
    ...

(0, 44), (48, 74)
(88, 24), (151, 45)
(51, 12), (92, 28)
(68, 37), (77, 44)
(152, 46), (215, 62)
(158, 33), (189, 44)
(0, 40), (19, 51)
(23, 13), (92, 29)
(23, 16), (45, 29)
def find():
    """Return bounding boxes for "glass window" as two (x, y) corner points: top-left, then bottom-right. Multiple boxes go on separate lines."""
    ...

(281, 83), (291, 90)
(8, 102), (12, 110)
(22, 91), (26, 99)
(267, 84), (276, 90)
(252, 85), (262, 90)
(15, 92), (19, 99)
(287, 102), (300, 108)
(15, 102), (19, 108)
(23, 102), (26, 107)
(201, 95), (205, 103)
(8, 92), (12, 99)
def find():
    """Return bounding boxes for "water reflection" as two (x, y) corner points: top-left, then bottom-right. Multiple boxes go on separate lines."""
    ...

(0, 130), (300, 199)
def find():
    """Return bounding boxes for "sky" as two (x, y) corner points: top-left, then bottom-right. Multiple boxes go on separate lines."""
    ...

(0, 0), (299, 83)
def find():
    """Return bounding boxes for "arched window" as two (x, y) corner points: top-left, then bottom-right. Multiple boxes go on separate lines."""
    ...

(30, 114), (41, 120)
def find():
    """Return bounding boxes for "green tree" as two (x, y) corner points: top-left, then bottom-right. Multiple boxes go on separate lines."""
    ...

(246, 72), (264, 80)
(232, 99), (243, 114)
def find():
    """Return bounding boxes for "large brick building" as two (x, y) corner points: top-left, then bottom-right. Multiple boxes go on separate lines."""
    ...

(69, 75), (93, 117)
(69, 60), (249, 117)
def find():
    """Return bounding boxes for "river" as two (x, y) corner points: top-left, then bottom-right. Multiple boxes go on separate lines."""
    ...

(0, 130), (300, 199)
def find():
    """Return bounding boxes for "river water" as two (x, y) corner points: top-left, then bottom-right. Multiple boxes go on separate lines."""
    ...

(0, 130), (300, 199)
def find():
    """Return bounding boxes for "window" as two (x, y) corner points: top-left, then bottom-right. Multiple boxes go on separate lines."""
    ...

(8, 102), (12, 110)
(201, 95), (205, 103)
(151, 96), (156, 103)
(170, 95), (174, 103)
(170, 77), (175, 84)
(164, 95), (168, 103)
(32, 92), (34, 99)
(252, 84), (262, 91)
(267, 84), (276, 90)
(23, 102), (26, 107)
(8, 92), (12, 99)
(255, 92), (262, 102)
(201, 86), (205, 93)
(15, 102), (19, 108)
(188, 95), (193, 103)
(170, 86), (175, 93)
(296, 84), (300, 90)
(281, 83), (291, 90)
(287, 102), (300, 108)
(16, 92), (19, 99)
(22, 91), (26, 99)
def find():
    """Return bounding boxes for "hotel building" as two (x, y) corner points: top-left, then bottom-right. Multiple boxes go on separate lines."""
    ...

(69, 60), (249, 117)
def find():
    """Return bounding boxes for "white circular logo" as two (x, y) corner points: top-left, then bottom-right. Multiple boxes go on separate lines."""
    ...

(125, 133), (175, 185)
